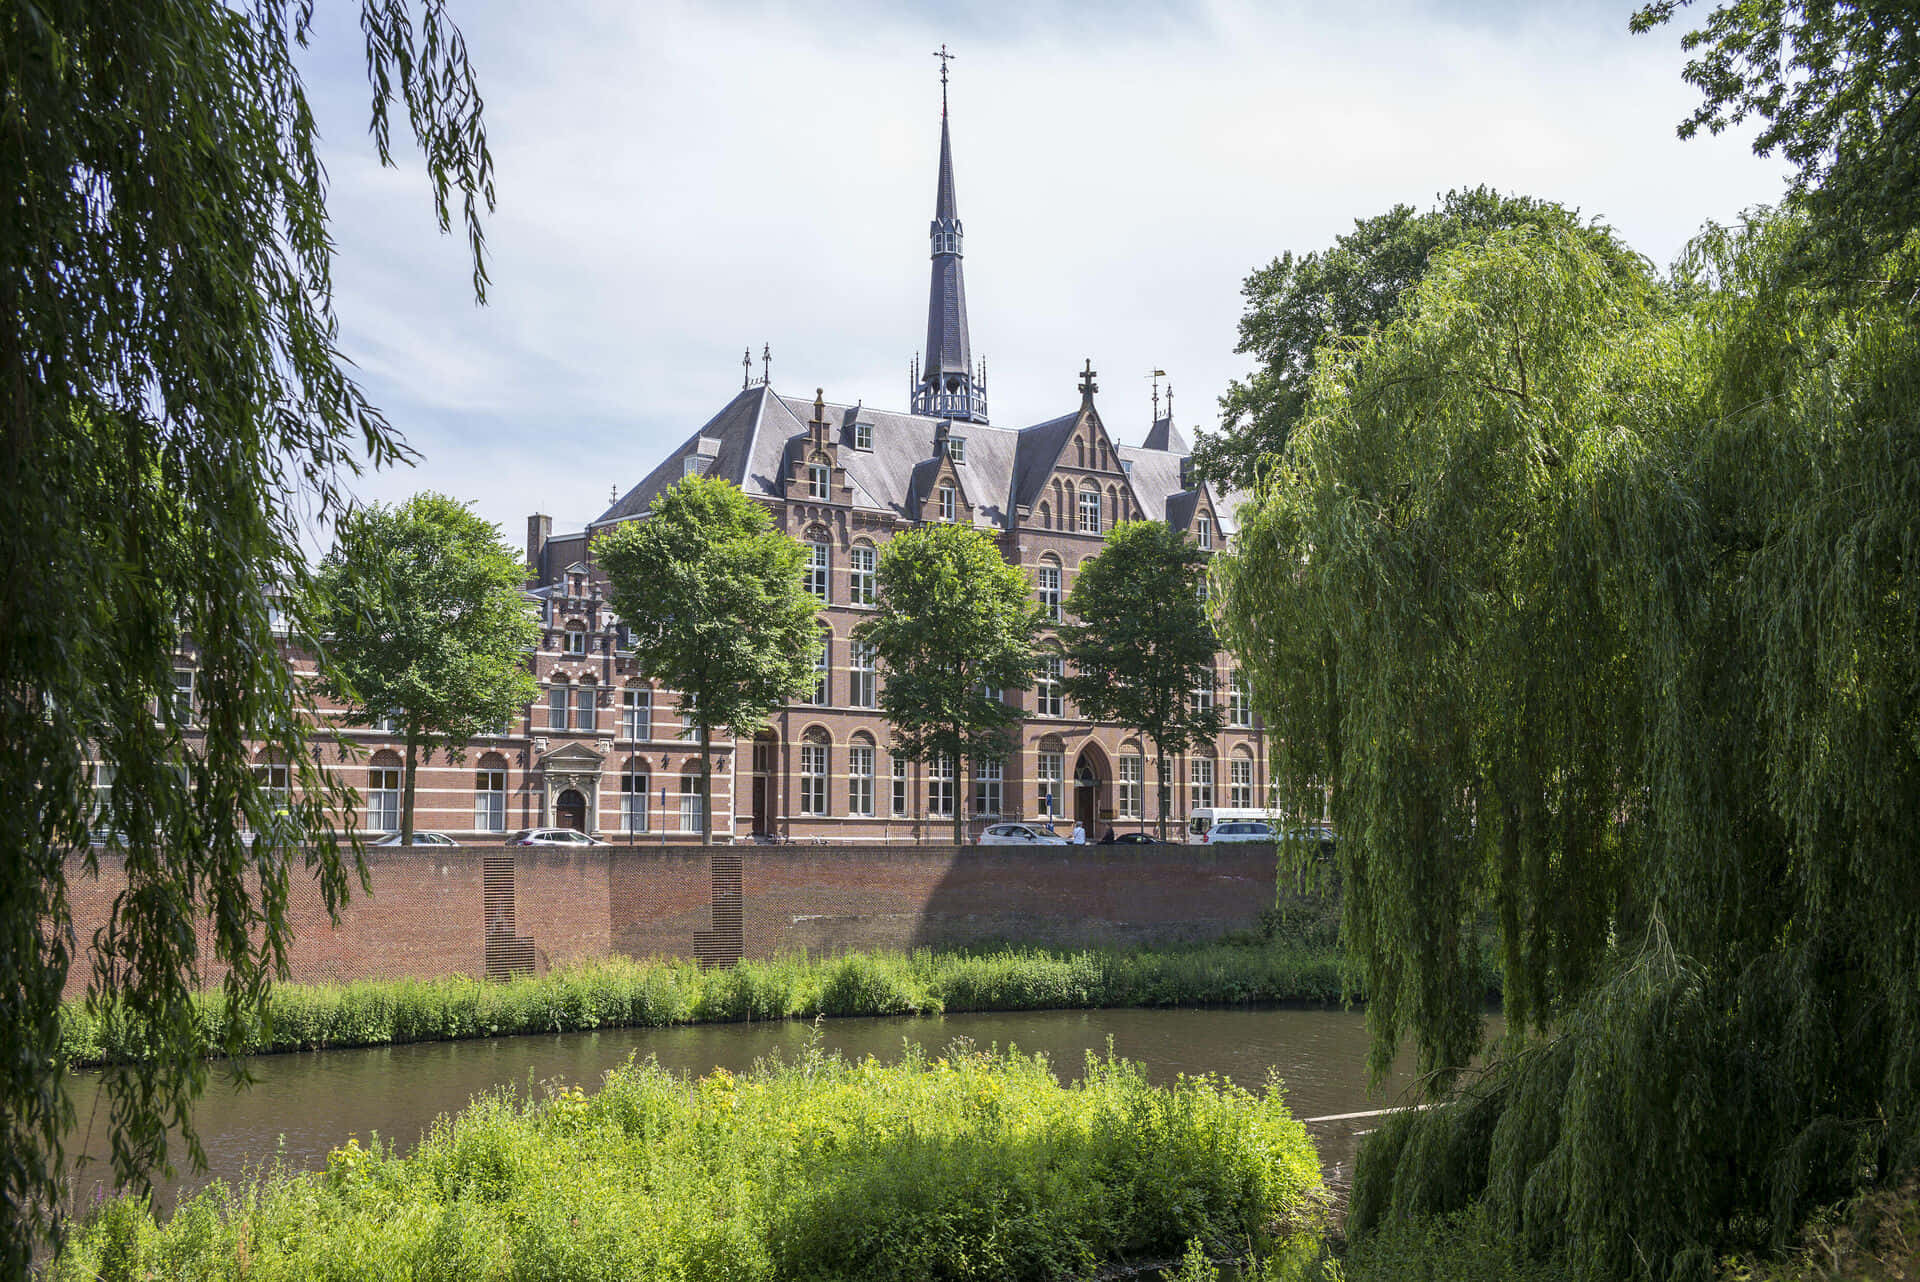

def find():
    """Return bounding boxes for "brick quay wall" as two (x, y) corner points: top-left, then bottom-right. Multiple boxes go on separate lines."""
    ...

(60, 845), (1278, 996)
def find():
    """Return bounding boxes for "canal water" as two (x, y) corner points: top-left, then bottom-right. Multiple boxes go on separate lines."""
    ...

(65, 1006), (1459, 1213)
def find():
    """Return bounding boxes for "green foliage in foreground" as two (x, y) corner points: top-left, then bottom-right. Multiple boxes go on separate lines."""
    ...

(50, 1046), (1326, 1282)
(58, 942), (1352, 1067)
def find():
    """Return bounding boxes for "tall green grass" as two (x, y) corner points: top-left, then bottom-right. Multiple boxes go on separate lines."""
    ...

(59, 941), (1354, 1067)
(50, 1044), (1329, 1281)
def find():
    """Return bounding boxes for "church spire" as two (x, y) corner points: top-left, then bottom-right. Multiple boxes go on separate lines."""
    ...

(913, 44), (988, 424)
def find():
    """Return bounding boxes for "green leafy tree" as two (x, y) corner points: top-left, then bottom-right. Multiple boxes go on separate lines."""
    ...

(0, 2), (490, 1268)
(854, 524), (1041, 845)
(1058, 521), (1224, 843)
(1634, 0), (1920, 287)
(313, 494), (538, 845)
(597, 476), (820, 845)
(1191, 187), (1646, 493)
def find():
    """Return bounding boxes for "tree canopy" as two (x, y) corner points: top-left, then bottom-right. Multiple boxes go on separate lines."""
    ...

(854, 524), (1041, 845)
(0, 2), (491, 1268)
(1059, 521), (1223, 842)
(597, 475), (820, 844)
(1190, 187), (1646, 493)
(313, 493), (538, 844)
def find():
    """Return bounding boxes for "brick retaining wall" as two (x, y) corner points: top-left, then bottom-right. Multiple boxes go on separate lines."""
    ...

(61, 844), (1277, 995)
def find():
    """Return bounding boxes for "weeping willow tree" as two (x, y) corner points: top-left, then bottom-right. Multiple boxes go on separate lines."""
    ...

(1217, 216), (1920, 1280)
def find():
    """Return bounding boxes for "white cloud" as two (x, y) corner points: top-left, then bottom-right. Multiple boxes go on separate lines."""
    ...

(300, 0), (1787, 541)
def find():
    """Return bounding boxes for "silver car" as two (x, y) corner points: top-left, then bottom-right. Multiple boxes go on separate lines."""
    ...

(372, 831), (460, 846)
(509, 828), (606, 847)
(976, 823), (1069, 846)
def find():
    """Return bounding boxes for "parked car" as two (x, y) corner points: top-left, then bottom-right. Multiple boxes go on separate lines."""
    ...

(1200, 820), (1277, 844)
(372, 831), (460, 846)
(509, 828), (606, 847)
(1109, 832), (1166, 845)
(976, 823), (1068, 846)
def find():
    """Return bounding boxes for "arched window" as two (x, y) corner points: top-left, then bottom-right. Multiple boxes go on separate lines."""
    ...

(850, 639), (877, 707)
(548, 679), (570, 731)
(1228, 671), (1252, 727)
(808, 460), (830, 500)
(678, 763), (705, 834)
(805, 528), (830, 600)
(800, 729), (831, 816)
(474, 752), (508, 832)
(1118, 749), (1144, 819)
(1105, 484), (1119, 527)
(1037, 651), (1065, 718)
(972, 759), (1003, 818)
(1192, 668), (1216, 716)
(367, 750), (402, 832)
(1196, 513), (1213, 550)
(1190, 756), (1215, 810)
(621, 759), (650, 832)
(937, 483), (957, 523)
(850, 541), (877, 605)
(927, 754), (956, 817)
(1076, 436), (1086, 467)
(1037, 557), (1063, 622)
(1078, 485), (1101, 534)
(564, 623), (587, 655)
(1229, 749), (1254, 808)
(574, 679), (597, 733)
(811, 628), (831, 706)
(1035, 736), (1066, 821)
(848, 734), (876, 817)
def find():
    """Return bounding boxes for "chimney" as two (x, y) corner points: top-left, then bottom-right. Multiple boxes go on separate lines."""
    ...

(527, 513), (552, 575)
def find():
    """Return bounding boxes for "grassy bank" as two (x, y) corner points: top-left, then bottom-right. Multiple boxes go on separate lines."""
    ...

(60, 940), (1354, 1067)
(51, 1044), (1328, 1281)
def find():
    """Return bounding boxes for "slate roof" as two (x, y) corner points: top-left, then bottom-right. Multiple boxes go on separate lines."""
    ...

(1143, 413), (1188, 455)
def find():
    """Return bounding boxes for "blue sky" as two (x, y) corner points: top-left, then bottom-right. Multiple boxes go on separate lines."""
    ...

(296, 0), (1787, 543)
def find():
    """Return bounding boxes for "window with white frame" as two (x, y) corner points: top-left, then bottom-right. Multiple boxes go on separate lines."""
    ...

(574, 683), (597, 732)
(850, 544), (876, 605)
(621, 768), (649, 832)
(679, 693), (697, 740)
(800, 737), (830, 816)
(850, 641), (877, 707)
(848, 743), (875, 816)
(1118, 754), (1143, 819)
(255, 762), (291, 831)
(1190, 757), (1215, 810)
(678, 772), (704, 833)
(811, 632), (831, 705)
(1197, 514), (1212, 549)
(1228, 671), (1251, 727)
(91, 761), (115, 834)
(1036, 750), (1064, 820)
(682, 455), (702, 478)
(808, 462), (830, 500)
(938, 484), (956, 523)
(1229, 756), (1253, 808)
(475, 765), (507, 831)
(1037, 655), (1065, 718)
(1038, 562), (1062, 621)
(367, 764), (400, 832)
(853, 421), (873, 451)
(622, 687), (650, 741)
(548, 683), (569, 731)
(564, 624), (587, 655)
(170, 669), (196, 723)
(806, 537), (830, 600)
(1192, 673), (1215, 716)
(891, 753), (909, 816)
(972, 759), (1003, 818)
(1078, 486), (1101, 533)
(1197, 576), (1210, 607)
(927, 755), (955, 817)
(947, 436), (966, 465)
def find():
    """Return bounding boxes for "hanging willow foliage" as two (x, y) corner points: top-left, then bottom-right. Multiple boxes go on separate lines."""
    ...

(1216, 217), (1920, 1280)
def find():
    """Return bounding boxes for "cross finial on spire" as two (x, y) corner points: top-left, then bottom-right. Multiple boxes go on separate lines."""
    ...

(1079, 359), (1098, 400)
(761, 343), (772, 385)
(742, 347), (752, 389)
(933, 43), (954, 115)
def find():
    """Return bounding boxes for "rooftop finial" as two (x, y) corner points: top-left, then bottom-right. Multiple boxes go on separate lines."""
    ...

(813, 387), (826, 423)
(1165, 383), (1174, 420)
(742, 347), (752, 390)
(761, 343), (772, 386)
(1148, 367), (1166, 420)
(933, 43), (954, 116)
(1079, 359), (1099, 401)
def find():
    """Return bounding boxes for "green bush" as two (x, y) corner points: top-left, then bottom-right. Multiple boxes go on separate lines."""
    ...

(50, 1045), (1328, 1281)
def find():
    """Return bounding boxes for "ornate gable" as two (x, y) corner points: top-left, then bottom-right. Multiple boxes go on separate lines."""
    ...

(783, 388), (854, 506)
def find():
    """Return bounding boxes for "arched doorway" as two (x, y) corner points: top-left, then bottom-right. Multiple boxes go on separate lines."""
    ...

(555, 788), (587, 833)
(751, 730), (779, 837)
(1072, 743), (1111, 834)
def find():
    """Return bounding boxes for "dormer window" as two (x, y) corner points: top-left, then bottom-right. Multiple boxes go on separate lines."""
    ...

(808, 463), (830, 500)
(683, 455), (702, 478)
(1197, 514), (1212, 549)
(565, 624), (587, 655)
(947, 436), (966, 465)
(853, 422), (873, 451)
(938, 484), (957, 523)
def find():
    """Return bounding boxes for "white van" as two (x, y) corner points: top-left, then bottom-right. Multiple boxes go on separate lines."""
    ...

(1186, 808), (1282, 844)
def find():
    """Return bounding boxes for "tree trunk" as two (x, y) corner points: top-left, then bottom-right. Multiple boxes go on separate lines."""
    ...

(1155, 747), (1170, 844)
(699, 719), (713, 846)
(401, 725), (419, 846)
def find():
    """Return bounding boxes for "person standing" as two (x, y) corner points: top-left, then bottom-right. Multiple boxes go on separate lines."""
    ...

(1069, 820), (1087, 845)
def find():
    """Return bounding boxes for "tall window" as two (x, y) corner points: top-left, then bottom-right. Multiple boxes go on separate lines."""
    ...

(475, 763), (506, 832)
(622, 687), (650, 741)
(811, 632), (831, 705)
(1192, 673), (1215, 716)
(170, 669), (196, 723)
(1229, 757), (1253, 808)
(1197, 576), (1210, 607)
(938, 484), (956, 523)
(850, 544), (876, 605)
(808, 462), (830, 499)
(972, 759), (1003, 818)
(575, 683), (597, 732)
(678, 771), (704, 833)
(1197, 514), (1212, 549)
(1038, 563), (1062, 621)
(1078, 486), (1101, 533)
(1118, 754), (1143, 819)
(850, 640), (877, 707)
(800, 736), (830, 816)
(927, 755), (955, 817)
(1037, 750), (1064, 820)
(255, 763), (291, 826)
(565, 624), (587, 655)
(806, 537), (830, 600)
(1037, 655), (1064, 718)
(891, 753), (909, 816)
(1190, 757), (1215, 810)
(91, 761), (115, 834)
(849, 743), (875, 816)
(367, 764), (400, 832)
(548, 683), (569, 731)
(621, 767), (649, 832)
(679, 692), (697, 740)
(1228, 671), (1251, 727)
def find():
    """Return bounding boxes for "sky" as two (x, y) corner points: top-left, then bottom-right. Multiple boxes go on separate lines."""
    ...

(297, 0), (1789, 545)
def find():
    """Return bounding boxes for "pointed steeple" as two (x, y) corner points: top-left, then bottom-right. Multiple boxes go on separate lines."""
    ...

(913, 45), (988, 425)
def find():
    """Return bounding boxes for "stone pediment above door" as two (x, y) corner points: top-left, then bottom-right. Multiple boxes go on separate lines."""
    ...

(539, 741), (605, 767)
